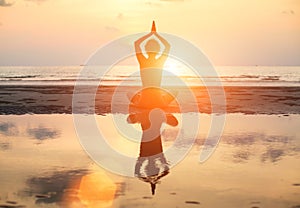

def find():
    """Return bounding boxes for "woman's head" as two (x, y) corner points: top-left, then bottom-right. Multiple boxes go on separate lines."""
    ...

(145, 39), (160, 54)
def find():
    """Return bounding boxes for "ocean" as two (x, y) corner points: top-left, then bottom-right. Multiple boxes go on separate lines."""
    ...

(0, 66), (299, 115)
(0, 66), (299, 86)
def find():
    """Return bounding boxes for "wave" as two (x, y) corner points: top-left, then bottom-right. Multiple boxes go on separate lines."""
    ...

(0, 66), (299, 86)
(0, 74), (292, 82)
(0, 75), (288, 80)
(0, 75), (39, 80)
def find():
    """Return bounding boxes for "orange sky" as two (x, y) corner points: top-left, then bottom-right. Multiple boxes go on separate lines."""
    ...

(0, 0), (299, 66)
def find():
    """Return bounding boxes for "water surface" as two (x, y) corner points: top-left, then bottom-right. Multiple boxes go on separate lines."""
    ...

(0, 114), (299, 207)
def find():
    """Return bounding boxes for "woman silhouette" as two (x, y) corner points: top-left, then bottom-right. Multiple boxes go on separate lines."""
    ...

(134, 21), (170, 87)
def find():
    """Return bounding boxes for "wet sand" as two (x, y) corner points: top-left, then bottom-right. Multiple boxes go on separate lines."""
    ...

(0, 84), (299, 207)
(0, 114), (300, 208)
(0, 85), (299, 115)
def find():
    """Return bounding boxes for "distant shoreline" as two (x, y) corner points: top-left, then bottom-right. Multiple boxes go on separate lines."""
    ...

(0, 85), (299, 115)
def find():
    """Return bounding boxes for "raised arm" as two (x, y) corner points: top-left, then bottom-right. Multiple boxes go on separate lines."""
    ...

(154, 32), (170, 56)
(135, 32), (153, 60)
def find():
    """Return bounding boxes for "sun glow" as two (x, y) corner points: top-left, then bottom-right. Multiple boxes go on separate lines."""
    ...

(163, 58), (205, 86)
(164, 58), (194, 76)
(63, 169), (117, 208)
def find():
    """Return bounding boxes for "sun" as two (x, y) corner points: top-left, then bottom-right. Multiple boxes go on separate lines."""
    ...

(164, 58), (193, 77)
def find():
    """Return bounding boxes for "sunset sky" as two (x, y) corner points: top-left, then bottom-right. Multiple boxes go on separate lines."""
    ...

(0, 0), (299, 66)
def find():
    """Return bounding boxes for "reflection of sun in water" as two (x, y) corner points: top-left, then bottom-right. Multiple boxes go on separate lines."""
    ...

(163, 57), (203, 86)
(63, 168), (117, 208)
(164, 58), (186, 76)
(78, 172), (116, 208)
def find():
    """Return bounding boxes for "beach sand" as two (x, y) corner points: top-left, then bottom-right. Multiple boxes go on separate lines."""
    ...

(0, 85), (299, 115)
(0, 114), (299, 208)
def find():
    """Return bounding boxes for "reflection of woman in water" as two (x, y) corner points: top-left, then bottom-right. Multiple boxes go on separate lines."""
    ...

(127, 108), (178, 195)
(134, 21), (170, 87)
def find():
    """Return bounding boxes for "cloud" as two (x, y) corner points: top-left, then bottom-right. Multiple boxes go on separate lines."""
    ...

(145, 1), (162, 7)
(145, 0), (184, 7)
(0, 142), (11, 151)
(105, 26), (120, 33)
(281, 10), (295, 15)
(24, 0), (47, 2)
(117, 13), (124, 20)
(261, 148), (284, 163)
(0, 122), (18, 136)
(220, 133), (297, 163)
(27, 126), (60, 140)
(22, 169), (89, 205)
(0, 0), (14, 7)
(24, 0), (47, 5)
(160, 0), (184, 2)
